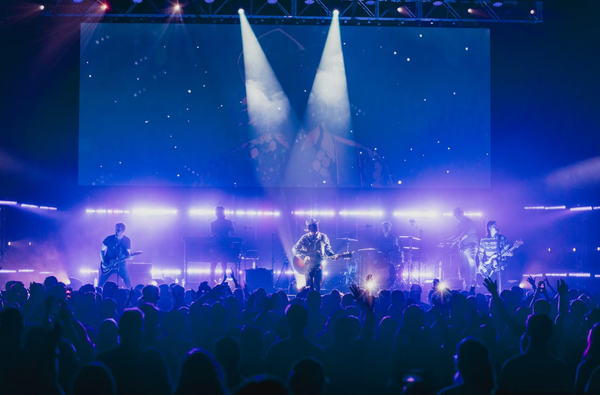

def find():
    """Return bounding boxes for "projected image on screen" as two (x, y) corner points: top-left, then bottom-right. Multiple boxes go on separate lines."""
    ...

(79, 23), (490, 188)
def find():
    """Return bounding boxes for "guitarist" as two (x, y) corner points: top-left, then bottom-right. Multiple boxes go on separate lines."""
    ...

(447, 207), (479, 291)
(99, 223), (133, 288)
(292, 217), (338, 292)
(478, 221), (512, 290)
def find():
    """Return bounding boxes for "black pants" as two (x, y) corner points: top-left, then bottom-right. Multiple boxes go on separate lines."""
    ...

(306, 267), (323, 292)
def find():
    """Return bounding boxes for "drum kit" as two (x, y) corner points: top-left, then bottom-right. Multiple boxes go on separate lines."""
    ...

(334, 235), (422, 289)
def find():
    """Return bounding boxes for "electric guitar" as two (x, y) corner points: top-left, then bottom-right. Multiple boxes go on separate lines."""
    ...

(100, 251), (142, 274)
(292, 251), (352, 275)
(479, 240), (523, 277)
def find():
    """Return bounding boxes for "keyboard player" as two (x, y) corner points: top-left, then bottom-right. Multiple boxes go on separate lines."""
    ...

(210, 205), (236, 284)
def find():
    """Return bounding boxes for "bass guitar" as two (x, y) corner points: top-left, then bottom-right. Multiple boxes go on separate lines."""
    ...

(100, 251), (142, 275)
(479, 240), (523, 277)
(292, 252), (353, 275)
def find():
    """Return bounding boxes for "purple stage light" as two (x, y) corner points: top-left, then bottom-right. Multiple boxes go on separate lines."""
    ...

(0, 200), (17, 205)
(73, 0), (83, 3)
(18, 269), (35, 273)
(133, 0), (143, 3)
(40, 206), (58, 210)
(305, 0), (314, 4)
(21, 204), (39, 209)
(545, 206), (566, 210)
(433, 0), (443, 6)
(267, 0), (277, 4)
(493, 1), (503, 6)
(0, 270), (17, 273)
(80, 268), (98, 274)
(189, 209), (234, 216)
(151, 269), (182, 276)
(545, 273), (567, 277)
(524, 206), (545, 210)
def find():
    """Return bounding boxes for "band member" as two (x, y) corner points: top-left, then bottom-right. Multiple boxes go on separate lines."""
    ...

(375, 221), (399, 254)
(210, 206), (236, 284)
(447, 207), (479, 290)
(99, 223), (132, 288)
(478, 221), (512, 289)
(292, 217), (340, 292)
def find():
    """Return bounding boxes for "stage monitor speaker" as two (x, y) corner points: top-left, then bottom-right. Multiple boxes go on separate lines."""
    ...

(129, 263), (153, 286)
(246, 268), (273, 291)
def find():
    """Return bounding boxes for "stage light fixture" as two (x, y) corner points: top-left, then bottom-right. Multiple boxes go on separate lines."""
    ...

(397, 6), (403, 12)
(39, 5), (45, 9)
(101, 3), (108, 10)
(433, 1), (443, 6)
(238, 8), (244, 13)
(365, 0), (375, 5)
(530, 9), (535, 15)
(205, 0), (214, 3)
(333, 9), (339, 15)
(133, 0), (143, 3)
(173, 3), (181, 11)
(268, 0), (277, 4)
(72, 0), (83, 3)
(467, 8), (473, 13)
(493, 1), (503, 6)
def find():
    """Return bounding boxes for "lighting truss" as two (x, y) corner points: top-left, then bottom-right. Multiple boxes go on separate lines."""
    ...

(39, 0), (543, 24)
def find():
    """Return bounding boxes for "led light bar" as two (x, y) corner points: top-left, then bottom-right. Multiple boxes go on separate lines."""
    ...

(570, 207), (593, 212)
(292, 210), (336, 216)
(0, 200), (18, 205)
(394, 211), (438, 218)
(338, 210), (384, 217)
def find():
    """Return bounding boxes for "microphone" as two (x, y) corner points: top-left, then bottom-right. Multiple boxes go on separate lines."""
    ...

(409, 218), (415, 224)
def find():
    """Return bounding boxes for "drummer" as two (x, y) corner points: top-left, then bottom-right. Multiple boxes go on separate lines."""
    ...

(375, 221), (399, 254)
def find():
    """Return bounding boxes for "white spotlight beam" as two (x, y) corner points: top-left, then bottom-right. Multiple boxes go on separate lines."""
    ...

(304, 11), (351, 137)
(239, 11), (293, 137)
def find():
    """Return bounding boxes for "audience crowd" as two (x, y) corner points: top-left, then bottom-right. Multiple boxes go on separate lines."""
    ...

(1, 271), (600, 395)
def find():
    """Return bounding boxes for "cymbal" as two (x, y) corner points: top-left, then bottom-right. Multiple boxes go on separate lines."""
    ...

(358, 248), (378, 251)
(337, 237), (358, 242)
(402, 246), (420, 250)
(399, 236), (421, 241)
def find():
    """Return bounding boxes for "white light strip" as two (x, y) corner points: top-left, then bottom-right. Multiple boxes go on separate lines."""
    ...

(394, 211), (438, 218)
(131, 208), (177, 216)
(570, 207), (593, 212)
(39, 206), (58, 211)
(0, 270), (17, 273)
(545, 206), (566, 210)
(86, 209), (130, 214)
(189, 209), (234, 216)
(524, 206), (545, 210)
(0, 200), (18, 205)
(21, 204), (39, 209)
(568, 273), (591, 277)
(339, 210), (384, 217)
(545, 273), (568, 277)
(39, 271), (54, 275)
(151, 269), (182, 276)
(292, 210), (336, 216)
(79, 268), (97, 274)
(18, 269), (35, 273)
(442, 212), (482, 217)
(522, 273), (543, 277)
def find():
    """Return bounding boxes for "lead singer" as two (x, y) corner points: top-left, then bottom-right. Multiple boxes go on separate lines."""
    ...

(293, 217), (339, 292)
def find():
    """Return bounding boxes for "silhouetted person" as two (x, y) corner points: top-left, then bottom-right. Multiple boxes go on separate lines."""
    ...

(158, 309), (194, 379)
(96, 308), (145, 395)
(175, 349), (227, 395)
(498, 314), (571, 394)
(288, 357), (327, 395)
(438, 338), (495, 395)
(576, 323), (600, 394)
(72, 362), (117, 395)
(265, 304), (325, 379)
(138, 348), (173, 395)
(239, 325), (265, 376)
(234, 375), (288, 395)
(215, 336), (243, 391)
(96, 319), (119, 354)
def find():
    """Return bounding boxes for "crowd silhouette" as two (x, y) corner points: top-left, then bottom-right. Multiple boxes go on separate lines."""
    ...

(1, 271), (600, 395)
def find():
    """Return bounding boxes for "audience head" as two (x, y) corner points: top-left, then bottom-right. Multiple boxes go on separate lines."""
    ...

(584, 323), (600, 360)
(142, 285), (160, 305)
(289, 358), (327, 395)
(118, 308), (144, 346)
(235, 375), (288, 395)
(285, 304), (309, 333)
(455, 337), (495, 389)
(176, 349), (225, 395)
(526, 313), (553, 347)
(72, 362), (116, 395)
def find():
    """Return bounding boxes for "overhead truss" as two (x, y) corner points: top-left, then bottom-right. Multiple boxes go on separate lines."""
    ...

(40, 0), (543, 24)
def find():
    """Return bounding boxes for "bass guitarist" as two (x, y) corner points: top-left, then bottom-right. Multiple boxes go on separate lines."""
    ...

(478, 221), (512, 291)
(293, 217), (340, 292)
(99, 222), (133, 288)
